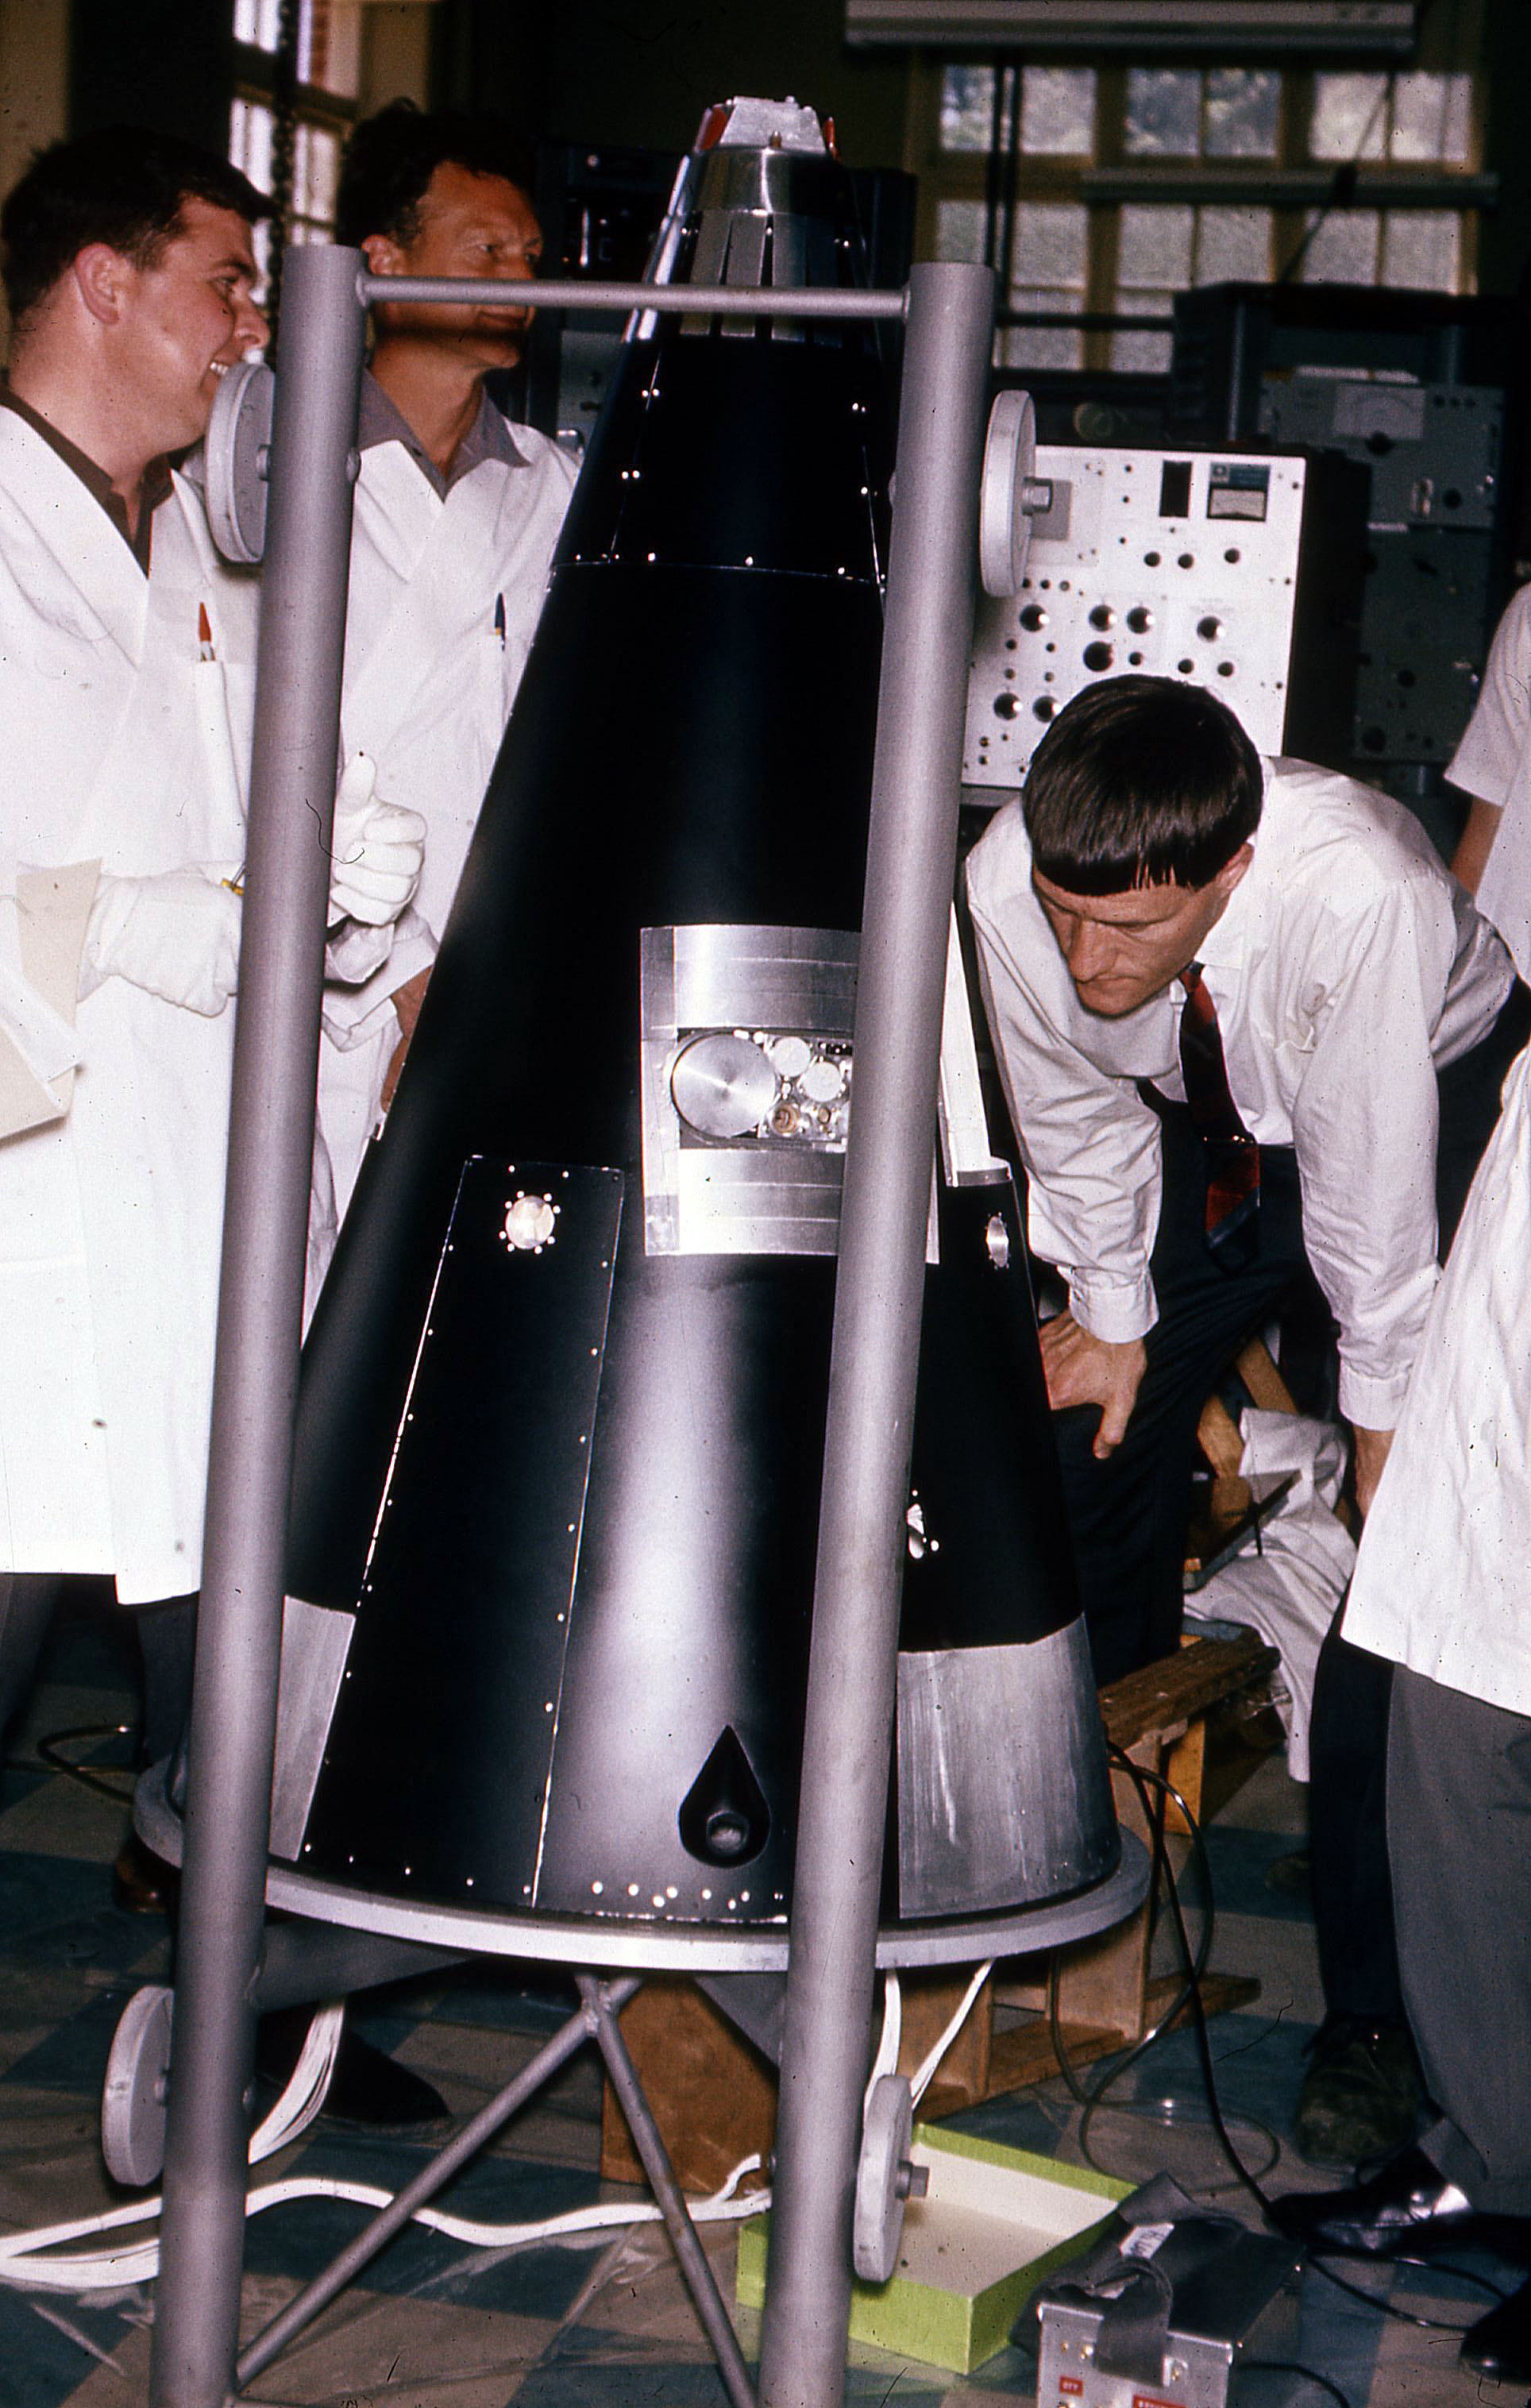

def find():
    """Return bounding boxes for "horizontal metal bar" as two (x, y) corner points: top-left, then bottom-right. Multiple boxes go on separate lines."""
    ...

(357, 273), (907, 321)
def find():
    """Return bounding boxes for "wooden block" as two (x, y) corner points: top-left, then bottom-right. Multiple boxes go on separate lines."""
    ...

(1163, 1715), (1209, 1831)
(1182, 1681), (1286, 1831)
(599, 1977), (776, 2194)
(597, 1967), (1001, 2190)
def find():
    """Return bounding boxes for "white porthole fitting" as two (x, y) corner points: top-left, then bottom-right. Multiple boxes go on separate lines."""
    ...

(204, 358), (275, 564)
(501, 1192), (558, 1252)
(979, 389), (1053, 600)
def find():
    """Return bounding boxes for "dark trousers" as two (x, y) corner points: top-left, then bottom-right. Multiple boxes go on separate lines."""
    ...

(1050, 981), (1530, 2023)
(0, 1573), (196, 1768)
(1051, 1108), (1312, 1688)
(1388, 1666), (1531, 2214)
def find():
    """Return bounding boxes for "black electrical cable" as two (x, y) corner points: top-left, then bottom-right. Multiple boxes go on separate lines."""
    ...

(1108, 1746), (1503, 2338)
(1305, 2248), (1510, 2331)
(1105, 1745), (1282, 2212)
(1049, 1745), (1211, 2111)
(32, 1721), (137, 1804)
(1044, 1751), (1282, 2186)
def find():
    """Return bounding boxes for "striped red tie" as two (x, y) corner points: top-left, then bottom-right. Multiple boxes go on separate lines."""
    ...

(1178, 961), (1259, 1266)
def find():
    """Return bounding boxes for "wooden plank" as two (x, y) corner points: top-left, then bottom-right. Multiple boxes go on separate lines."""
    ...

(1232, 1336), (1298, 1416)
(1196, 1392), (1247, 1478)
(895, 1967), (993, 2104)
(1097, 1632), (1279, 1752)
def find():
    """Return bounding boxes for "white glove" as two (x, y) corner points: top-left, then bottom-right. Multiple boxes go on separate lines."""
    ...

(83, 868), (241, 1017)
(329, 754), (425, 928)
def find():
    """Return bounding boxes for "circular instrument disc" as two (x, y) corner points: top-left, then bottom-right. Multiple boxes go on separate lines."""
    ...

(671, 1032), (778, 1139)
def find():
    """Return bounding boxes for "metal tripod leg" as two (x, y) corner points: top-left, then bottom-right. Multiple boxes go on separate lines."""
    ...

(580, 1975), (757, 2408)
(234, 1974), (640, 2390)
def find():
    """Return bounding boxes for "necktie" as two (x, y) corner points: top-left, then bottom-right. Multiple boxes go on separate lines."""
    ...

(1178, 961), (1259, 1268)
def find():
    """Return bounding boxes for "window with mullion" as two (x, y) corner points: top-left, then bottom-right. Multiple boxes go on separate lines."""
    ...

(916, 53), (1479, 360)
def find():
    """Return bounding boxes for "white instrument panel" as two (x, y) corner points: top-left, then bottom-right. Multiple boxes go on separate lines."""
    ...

(964, 446), (1309, 790)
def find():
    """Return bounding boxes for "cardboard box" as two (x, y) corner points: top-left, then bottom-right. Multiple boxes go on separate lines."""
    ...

(735, 2124), (1129, 2375)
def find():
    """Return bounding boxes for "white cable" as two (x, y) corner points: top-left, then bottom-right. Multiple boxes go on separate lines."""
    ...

(863, 1970), (902, 2124)
(249, 2001), (346, 2163)
(908, 1959), (993, 2109)
(0, 1997), (769, 2304)
(6, 1955), (994, 2299)
(0, 2155), (769, 2293)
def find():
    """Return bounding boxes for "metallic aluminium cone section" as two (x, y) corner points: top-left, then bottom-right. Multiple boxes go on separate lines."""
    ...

(278, 99), (1117, 1929)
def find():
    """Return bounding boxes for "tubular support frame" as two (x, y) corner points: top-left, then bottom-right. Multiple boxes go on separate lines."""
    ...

(148, 245), (369, 2408)
(145, 247), (999, 2408)
(236, 1976), (641, 2387)
(757, 260), (997, 2408)
(357, 273), (905, 319)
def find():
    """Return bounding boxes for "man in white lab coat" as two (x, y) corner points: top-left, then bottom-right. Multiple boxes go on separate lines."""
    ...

(966, 673), (1525, 2169)
(1445, 578), (1531, 980)
(319, 102), (578, 1213)
(1279, 1038), (1531, 2383)
(0, 129), (422, 1772)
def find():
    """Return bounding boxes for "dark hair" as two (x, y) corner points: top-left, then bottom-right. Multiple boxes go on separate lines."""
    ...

(1022, 675), (1263, 894)
(336, 101), (534, 249)
(2, 125), (269, 328)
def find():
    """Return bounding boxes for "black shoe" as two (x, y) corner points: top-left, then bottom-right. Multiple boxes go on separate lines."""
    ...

(256, 2011), (449, 2131)
(111, 1833), (179, 1916)
(1275, 2146), (1531, 2261)
(1461, 2273), (1531, 2382)
(1262, 1849), (1311, 1903)
(1293, 2012), (1421, 2170)
(324, 2029), (450, 2130)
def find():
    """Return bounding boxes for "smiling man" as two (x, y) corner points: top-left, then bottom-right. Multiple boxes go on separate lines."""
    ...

(315, 102), (578, 1214)
(967, 671), (1527, 2165)
(0, 129), (275, 1765)
(0, 126), (422, 1827)
(1, 130), (269, 556)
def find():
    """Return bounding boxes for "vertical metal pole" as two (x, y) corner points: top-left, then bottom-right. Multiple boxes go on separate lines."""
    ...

(150, 245), (368, 2408)
(756, 261), (995, 2408)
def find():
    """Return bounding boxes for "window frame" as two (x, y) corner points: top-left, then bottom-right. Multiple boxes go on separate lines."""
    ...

(910, 51), (1492, 374)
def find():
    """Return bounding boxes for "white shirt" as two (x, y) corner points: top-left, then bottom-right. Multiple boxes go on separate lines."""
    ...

(318, 388), (577, 1212)
(1344, 1039), (1531, 1717)
(966, 758), (1512, 1431)
(345, 385), (577, 945)
(1447, 580), (1531, 982)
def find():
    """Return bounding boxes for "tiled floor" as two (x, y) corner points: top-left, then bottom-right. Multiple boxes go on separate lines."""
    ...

(0, 1598), (1521, 2406)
